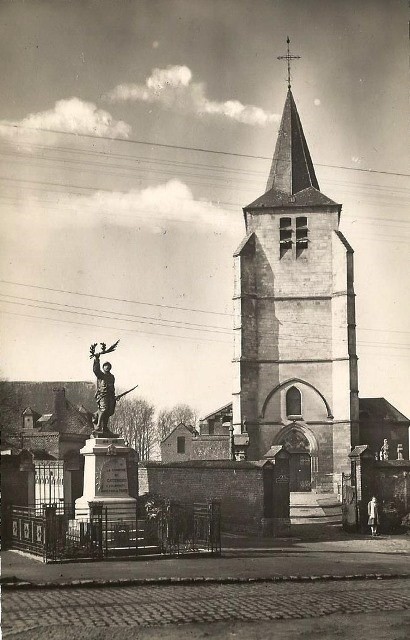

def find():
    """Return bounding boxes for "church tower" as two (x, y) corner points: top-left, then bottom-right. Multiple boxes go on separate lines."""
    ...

(233, 87), (359, 493)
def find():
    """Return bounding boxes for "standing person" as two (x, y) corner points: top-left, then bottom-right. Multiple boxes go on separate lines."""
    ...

(367, 496), (380, 537)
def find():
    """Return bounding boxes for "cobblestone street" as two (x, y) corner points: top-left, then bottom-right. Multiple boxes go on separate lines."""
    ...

(3, 578), (410, 638)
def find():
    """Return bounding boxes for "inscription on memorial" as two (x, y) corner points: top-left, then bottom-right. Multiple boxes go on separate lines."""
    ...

(96, 456), (128, 494)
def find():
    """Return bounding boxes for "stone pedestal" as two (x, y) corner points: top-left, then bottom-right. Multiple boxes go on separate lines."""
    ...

(75, 436), (137, 521)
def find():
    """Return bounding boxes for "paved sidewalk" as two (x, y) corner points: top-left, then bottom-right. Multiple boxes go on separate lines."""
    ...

(2, 533), (409, 588)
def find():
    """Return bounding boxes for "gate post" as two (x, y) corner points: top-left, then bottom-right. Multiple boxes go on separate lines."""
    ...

(43, 504), (57, 562)
(209, 500), (221, 555)
(348, 446), (376, 533)
(88, 501), (103, 558)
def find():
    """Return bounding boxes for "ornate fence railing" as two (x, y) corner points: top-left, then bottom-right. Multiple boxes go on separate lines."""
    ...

(157, 500), (221, 555)
(5, 499), (221, 562)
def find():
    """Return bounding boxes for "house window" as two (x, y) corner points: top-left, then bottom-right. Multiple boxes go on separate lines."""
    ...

(296, 217), (309, 257)
(286, 386), (302, 417)
(279, 217), (293, 258)
(177, 436), (185, 454)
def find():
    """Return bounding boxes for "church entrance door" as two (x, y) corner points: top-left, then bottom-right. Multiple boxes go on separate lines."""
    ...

(289, 453), (311, 492)
(277, 427), (312, 492)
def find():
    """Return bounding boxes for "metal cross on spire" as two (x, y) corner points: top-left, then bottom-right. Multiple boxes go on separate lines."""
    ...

(277, 36), (301, 90)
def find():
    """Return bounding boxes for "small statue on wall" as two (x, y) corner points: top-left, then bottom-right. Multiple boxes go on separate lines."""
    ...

(380, 438), (389, 461)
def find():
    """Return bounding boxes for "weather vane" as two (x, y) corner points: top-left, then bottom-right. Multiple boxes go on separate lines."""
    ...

(277, 36), (301, 90)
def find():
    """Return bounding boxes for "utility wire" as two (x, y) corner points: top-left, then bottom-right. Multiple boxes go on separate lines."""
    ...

(1, 289), (409, 336)
(1, 297), (408, 351)
(1, 122), (408, 178)
(0, 294), (232, 333)
(0, 279), (233, 317)
(0, 310), (232, 345)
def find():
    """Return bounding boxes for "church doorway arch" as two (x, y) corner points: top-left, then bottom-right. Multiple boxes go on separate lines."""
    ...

(275, 425), (317, 492)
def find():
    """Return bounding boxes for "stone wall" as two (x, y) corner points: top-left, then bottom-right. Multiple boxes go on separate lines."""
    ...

(8, 431), (60, 458)
(139, 460), (289, 536)
(347, 447), (410, 532)
(191, 435), (230, 460)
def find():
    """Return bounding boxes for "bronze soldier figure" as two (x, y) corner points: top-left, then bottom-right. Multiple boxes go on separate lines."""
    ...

(92, 354), (117, 435)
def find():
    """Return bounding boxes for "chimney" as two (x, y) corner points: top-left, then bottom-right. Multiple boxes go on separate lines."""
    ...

(53, 387), (67, 417)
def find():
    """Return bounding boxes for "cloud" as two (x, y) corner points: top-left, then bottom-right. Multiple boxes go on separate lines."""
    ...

(7, 179), (240, 235)
(0, 98), (131, 145)
(107, 65), (279, 126)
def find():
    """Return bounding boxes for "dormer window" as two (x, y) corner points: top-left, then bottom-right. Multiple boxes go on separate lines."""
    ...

(24, 415), (33, 430)
(296, 217), (309, 257)
(279, 217), (293, 258)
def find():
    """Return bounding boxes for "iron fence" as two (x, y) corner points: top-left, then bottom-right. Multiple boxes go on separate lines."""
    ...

(5, 499), (221, 562)
(157, 500), (221, 555)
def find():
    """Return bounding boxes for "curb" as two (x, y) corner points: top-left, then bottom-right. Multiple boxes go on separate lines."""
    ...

(2, 573), (410, 591)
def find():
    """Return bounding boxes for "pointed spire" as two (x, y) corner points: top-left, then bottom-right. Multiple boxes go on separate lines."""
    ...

(265, 89), (319, 195)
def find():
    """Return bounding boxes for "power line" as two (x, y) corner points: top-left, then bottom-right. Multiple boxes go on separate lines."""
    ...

(0, 294), (232, 333)
(1, 176), (409, 223)
(0, 310), (232, 345)
(1, 296), (408, 351)
(1, 122), (408, 178)
(0, 279), (234, 317)
(2, 146), (410, 195)
(1, 289), (409, 336)
(3, 281), (410, 334)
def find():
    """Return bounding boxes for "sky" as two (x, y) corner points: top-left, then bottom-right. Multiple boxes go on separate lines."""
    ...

(0, 0), (409, 420)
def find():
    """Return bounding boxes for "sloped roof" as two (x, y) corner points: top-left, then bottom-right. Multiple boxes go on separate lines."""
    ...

(245, 186), (339, 210)
(334, 230), (354, 252)
(161, 422), (197, 444)
(42, 399), (92, 435)
(245, 89), (339, 210)
(201, 402), (233, 421)
(233, 233), (255, 257)
(266, 89), (319, 194)
(3, 381), (95, 432)
(359, 398), (409, 423)
(22, 407), (41, 421)
(37, 413), (52, 423)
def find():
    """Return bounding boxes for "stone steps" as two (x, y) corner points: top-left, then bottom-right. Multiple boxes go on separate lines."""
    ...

(290, 492), (342, 526)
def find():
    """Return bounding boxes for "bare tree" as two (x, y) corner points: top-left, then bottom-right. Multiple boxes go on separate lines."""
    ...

(0, 378), (23, 444)
(157, 403), (198, 442)
(110, 396), (156, 460)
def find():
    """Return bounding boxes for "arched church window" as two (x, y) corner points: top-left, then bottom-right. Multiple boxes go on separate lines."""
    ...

(280, 217), (292, 258)
(286, 386), (302, 417)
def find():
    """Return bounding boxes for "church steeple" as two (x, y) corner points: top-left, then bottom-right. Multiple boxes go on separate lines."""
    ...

(265, 89), (320, 195)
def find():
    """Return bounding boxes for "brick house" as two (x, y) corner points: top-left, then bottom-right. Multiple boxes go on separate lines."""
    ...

(2, 384), (94, 508)
(160, 423), (198, 462)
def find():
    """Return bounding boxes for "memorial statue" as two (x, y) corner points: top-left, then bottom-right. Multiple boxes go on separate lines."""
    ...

(380, 438), (389, 461)
(90, 340), (137, 437)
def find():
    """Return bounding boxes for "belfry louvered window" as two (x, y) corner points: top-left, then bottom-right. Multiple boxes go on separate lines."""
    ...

(296, 217), (309, 256)
(279, 217), (292, 257)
